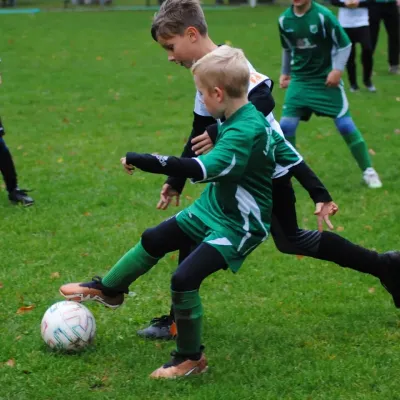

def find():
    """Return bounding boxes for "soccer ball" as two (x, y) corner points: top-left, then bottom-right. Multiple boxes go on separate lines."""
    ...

(41, 301), (96, 351)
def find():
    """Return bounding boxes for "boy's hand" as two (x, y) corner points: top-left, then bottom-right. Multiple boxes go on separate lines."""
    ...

(314, 201), (339, 232)
(191, 132), (214, 155)
(326, 70), (342, 87)
(157, 183), (180, 210)
(279, 74), (291, 89)
(120, 157), (135, 175)
(345, 0), (359, 7)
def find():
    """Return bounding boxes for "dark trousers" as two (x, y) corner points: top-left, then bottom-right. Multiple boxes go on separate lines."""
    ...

(344, 26), (374, 86)
(0, 119), (18, 193)
(369, 2), (400, 67)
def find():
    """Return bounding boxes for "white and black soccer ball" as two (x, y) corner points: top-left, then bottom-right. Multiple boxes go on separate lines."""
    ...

(41, 301), (96, 351)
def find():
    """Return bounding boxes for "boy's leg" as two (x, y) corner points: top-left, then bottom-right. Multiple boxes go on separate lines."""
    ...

(382, 3), (400, 71)
(359, 26), (375, 89)
(369, 3), (381, 55)
(150, 242), (226, 379)
(0, 122), (34, 206)
(137, 241), (198, 340)
(271, 176), (400, 307)
(60, 216), (192, 308)
(344, 28), (358, 89)
(280, 117), (300, 147)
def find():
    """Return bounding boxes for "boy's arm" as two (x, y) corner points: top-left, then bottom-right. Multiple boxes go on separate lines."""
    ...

(126, 128), (251, 183)
(325, 11), (352, 86)
(165, 113), (216, 193)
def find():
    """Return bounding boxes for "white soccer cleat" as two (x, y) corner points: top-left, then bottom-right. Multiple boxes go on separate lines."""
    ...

(363, 167), (382, 189)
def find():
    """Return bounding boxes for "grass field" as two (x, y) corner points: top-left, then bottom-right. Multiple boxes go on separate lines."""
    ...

(1, 6), (400, 400)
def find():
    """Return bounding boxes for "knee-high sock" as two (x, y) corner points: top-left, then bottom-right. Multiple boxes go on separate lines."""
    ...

(172, 289), (203, 356)
(102, 241), (160, 291)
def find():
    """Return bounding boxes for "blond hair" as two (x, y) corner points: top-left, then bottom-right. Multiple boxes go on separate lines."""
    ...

(192, 45), (249, 98)
(151, 0), (208, 41)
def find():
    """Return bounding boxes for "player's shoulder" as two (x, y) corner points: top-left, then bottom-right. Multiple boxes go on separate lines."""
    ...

(279, 7), (293, 23)
(313, 1), (336, 19)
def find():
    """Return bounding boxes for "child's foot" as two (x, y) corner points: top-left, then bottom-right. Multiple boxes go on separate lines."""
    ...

(363, 168), (382, 189)
(150, 349), (208, 379)
(379, 251), (400, 308)
(350, 84), (360, 93)
(364, 81), (377, 93)
(8, 188), (34, 206)
(137, 315), (177, 340)
(59, 276), (125, 309)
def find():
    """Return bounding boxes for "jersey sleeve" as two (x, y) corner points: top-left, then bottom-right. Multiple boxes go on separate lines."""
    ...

(324, 11), (351, 49)
(272, 129), (303, 169)
(193, 127), (252, 183)
(278, 16), (292, 51)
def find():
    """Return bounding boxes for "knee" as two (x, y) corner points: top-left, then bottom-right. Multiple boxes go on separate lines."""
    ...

(141, 226), (164, 255)
(171, 269), (191, 292)
(271, 230), (299, 255)
(280, 117), (299, 137)
(335, 116), (357, 136)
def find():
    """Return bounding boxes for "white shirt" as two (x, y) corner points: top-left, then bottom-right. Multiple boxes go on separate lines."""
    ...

(338, 1), (369, 28)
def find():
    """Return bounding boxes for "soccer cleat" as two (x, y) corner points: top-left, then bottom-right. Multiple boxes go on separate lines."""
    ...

(8, 188), (34, 206)
(137, 315), (177, 340)
(349, 85), (360, 93)
(389, 65), (399, 75)
(363, 168), (382, 189)
(59, 276), (125, 309)
(364, 82), (377, 93)
(150, 349), (208, 379)
(379, 252), (400, 308)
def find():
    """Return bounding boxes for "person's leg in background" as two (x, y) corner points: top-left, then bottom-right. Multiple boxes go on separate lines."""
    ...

(358, 25), (376, 90)
(382, 2), (400, 73)
(344, 27), (359, 91)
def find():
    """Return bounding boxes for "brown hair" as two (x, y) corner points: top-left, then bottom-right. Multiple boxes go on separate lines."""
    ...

(151, 0), (208, 41)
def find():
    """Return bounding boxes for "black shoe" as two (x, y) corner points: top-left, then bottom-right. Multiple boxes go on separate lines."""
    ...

(8, 188), (34, 206)
(379, 252), (400, 308)
(137, 315), (177, 340)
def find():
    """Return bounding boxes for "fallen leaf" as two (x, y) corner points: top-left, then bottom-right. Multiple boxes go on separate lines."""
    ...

(336, 226), (345, 232)
(23, 152), (29, 157)
(396, 97), (400, 102)
(296, 255), (304, 260)
(83, 212), (91, 217)
(77, 107), (85, 112)
(167, 75), (173, 81)
(17, 145), (23, 150)
(185, 195), (193, 200)
(81, 253), (89, 257)
(225, 40), (232, 46)
(170, 254), (177, 261)
(395, 129), (400, 135)
(368, 287), (376, 294)
(368, 149), (376, 156)
(8, 39), (14, 44)
(364, 225), (373, 231)
(15, 335), (22, 341)
(96, 56), (103, 61)
(0, 282), (3, 289)
(57, 158), (63, 163)
(62, 117), (69, 124)
(5, 359), (15, 367)
(51, 272), (60, 279)
(16, 305), (35, 314)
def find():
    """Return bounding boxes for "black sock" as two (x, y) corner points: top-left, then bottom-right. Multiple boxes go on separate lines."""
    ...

(316, 231), (381, 278)
(0, 139), (18, 193)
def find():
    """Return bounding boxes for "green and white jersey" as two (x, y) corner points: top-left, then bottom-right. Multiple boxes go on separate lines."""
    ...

(187, 103), (301, 255)
(279, 2), (351, 81)
(194, 58), (302, 178)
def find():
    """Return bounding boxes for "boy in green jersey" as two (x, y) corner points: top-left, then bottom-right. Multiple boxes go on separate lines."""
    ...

(278, 0), (382, 189)
(59, 45), (301, 378)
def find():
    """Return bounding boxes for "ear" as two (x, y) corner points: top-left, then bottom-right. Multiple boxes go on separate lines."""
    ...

(185, 26), (200, 42)
(214, 87), (224, 103)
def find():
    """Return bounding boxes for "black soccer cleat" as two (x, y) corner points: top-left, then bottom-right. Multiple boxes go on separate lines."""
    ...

(8, 188), (34, 206)
(379, 251), (400, 308)
(137, 315), (177, 340)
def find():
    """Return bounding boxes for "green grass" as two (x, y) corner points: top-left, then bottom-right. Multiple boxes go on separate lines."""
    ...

(1, 7), (400, 400)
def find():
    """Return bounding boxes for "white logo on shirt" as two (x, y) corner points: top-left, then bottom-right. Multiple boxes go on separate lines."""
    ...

(310, 24), (318, 34)
(155, 155), (168, 167)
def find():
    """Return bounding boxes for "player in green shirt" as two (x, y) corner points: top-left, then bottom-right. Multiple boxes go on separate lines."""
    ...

(59, 46), (301, 378)
(278, 0), (382, 189)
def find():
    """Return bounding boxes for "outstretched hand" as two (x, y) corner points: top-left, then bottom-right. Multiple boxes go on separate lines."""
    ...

(120, 157), (135, 175)
(157, 183), (181, 210)
(314, 201), (339, 232)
